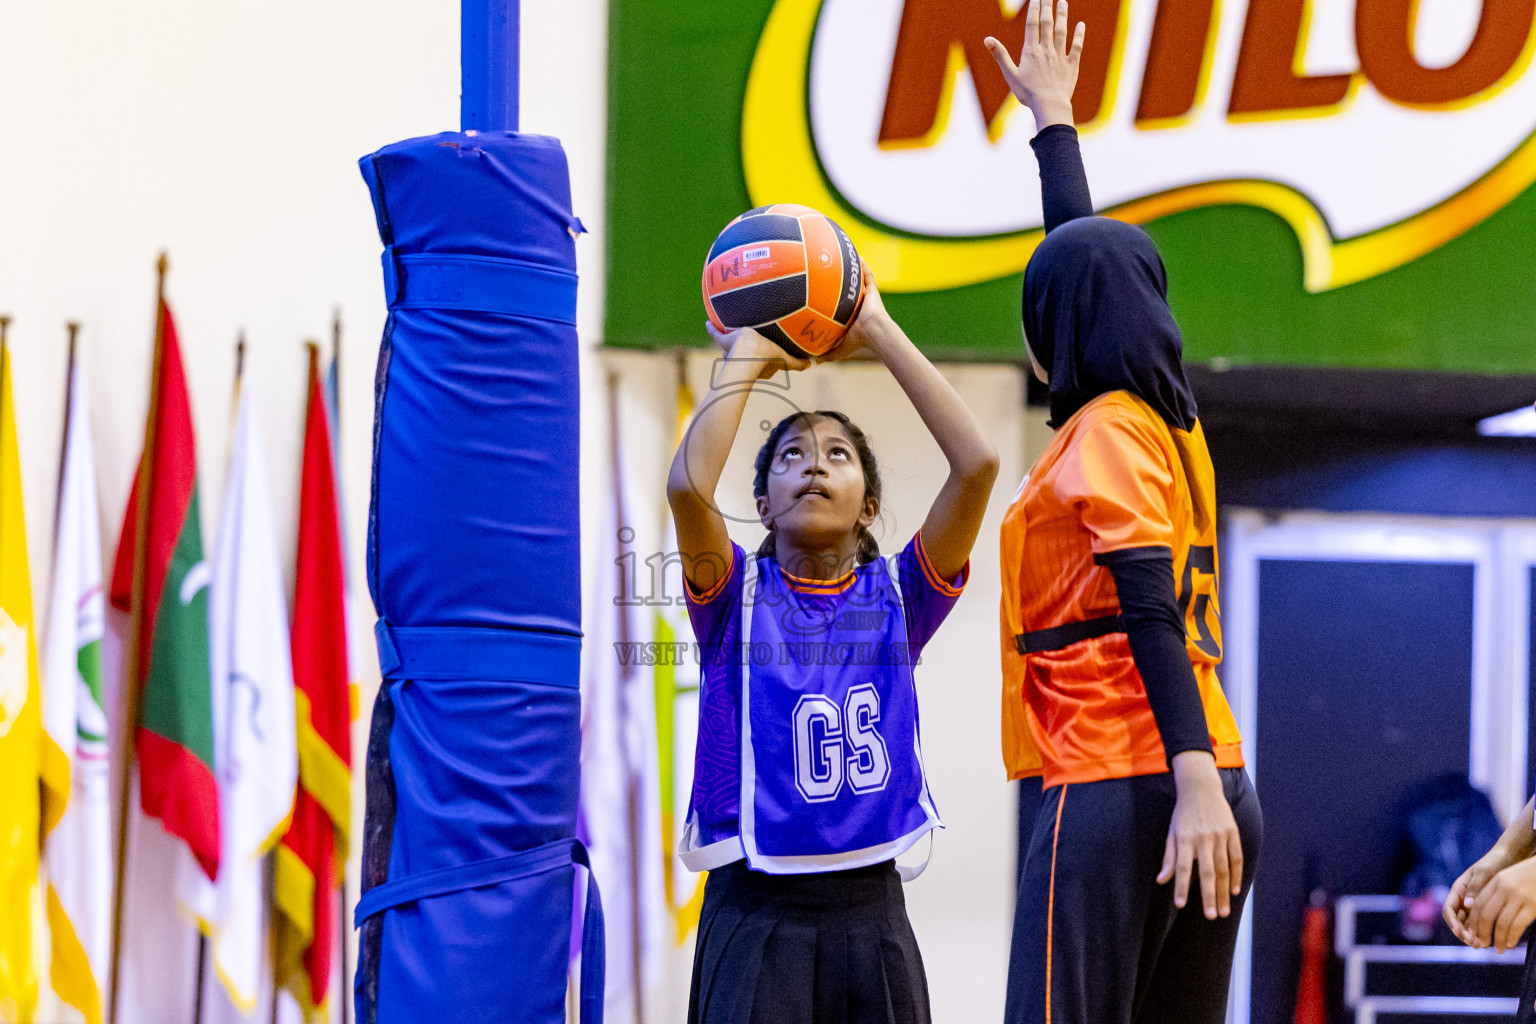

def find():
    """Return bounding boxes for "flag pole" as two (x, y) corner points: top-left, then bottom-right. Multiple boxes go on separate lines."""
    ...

(331, 308), (342, 415)
(607, 374), (648, 1024)
(332, 309), (355, 1024)
(109, 252), (170, 1024)
(54, 323), (80, 528)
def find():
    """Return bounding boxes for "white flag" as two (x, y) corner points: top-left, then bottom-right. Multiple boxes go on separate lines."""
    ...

(41, 357), (110, 1024)
(579, 380), (667, 1020)
(188, 387), (299, 1015)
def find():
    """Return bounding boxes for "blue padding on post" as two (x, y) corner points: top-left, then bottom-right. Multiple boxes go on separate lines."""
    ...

(375, 620), (580, 686)
(389, 253), (577, 323)
(361, 131), (582, 636)
(359, 131), (586, 1024)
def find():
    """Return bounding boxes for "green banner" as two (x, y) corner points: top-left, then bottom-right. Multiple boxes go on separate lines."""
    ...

(607, 0), (1536, 373)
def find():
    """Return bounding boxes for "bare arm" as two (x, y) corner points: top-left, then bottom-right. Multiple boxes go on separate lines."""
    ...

(835, 276), (999, 582)
(666, 328), (807, 586)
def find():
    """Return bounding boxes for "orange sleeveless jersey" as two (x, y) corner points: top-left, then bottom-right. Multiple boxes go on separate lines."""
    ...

(999, 391), (1243, 787)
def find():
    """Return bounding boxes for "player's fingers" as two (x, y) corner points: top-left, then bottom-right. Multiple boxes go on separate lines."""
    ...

(1197, 838), (1219, 919)
(1227, 828), (1244, 896)
(1472, 886), (1506, 947)
(984, 36), (1020, 80)
(1500, 901), (1536, 953)
(1023, 0), (1039, 51)
(705, 322), (733, 353)
(1053, 0), (1069, 55)
(1211, 838), (1232, 918)
(1493, 899), (1523, 953)
(1037, 0), (1054, 53)
(1173, 838), (1195, 909)
(1156, 830), (1176, 885)
(1444, 881), (1469, 935)
(1069, 21), (1086, 66)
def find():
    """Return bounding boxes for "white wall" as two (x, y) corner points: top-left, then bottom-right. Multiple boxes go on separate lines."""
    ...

(1, 0), (1037, 1020)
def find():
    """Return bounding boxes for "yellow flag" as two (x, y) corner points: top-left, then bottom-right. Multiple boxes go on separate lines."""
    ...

(0, 339), (41, 1023)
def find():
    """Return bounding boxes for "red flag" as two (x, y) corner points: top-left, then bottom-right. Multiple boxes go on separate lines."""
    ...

(109, 297), (219, 879)
(275, 346), (352, 1019)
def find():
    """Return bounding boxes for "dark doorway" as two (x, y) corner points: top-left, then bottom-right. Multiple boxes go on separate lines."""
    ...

(1250, 559), (1475, 1024)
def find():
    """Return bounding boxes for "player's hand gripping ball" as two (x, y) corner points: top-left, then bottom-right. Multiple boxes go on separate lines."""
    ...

(702, 204), (866, 359)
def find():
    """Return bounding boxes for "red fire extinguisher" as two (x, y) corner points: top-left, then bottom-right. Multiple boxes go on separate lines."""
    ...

(1294, 888), (1329, 1024)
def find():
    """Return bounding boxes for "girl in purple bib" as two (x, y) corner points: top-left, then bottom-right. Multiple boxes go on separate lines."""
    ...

(668, 274), (998, 1024)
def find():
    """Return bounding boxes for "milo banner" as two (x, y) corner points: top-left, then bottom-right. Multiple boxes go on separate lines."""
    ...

(607, 0), (1536, 373)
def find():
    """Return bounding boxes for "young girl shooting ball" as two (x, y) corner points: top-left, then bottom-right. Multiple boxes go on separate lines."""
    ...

(667, 274), (998, 1024)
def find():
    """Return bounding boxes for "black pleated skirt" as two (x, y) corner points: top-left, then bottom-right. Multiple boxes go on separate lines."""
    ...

(687, 859), (932, 1024)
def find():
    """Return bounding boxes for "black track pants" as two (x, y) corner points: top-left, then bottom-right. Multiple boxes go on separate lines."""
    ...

(1004, 768), (1262, 1024)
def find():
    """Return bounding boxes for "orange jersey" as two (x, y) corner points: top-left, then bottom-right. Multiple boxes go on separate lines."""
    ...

(999, 391), (1243, 787)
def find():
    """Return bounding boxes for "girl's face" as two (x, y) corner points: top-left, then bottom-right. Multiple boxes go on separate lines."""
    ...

(756, 415), (875, 548)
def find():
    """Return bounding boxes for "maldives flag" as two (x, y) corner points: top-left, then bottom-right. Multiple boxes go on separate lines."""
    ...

(109, 297), (219, 881)
(275, 346), (352, 1019)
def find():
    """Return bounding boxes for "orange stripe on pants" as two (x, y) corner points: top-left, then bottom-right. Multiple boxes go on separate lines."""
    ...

(1045, 784), (1068, 1024)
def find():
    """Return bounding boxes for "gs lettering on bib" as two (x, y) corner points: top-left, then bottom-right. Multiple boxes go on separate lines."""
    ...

(679, 536), (966, 877)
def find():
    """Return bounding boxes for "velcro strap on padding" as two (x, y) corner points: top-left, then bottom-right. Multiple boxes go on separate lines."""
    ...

(374, 620), (581, 686)
(384, 251), (578, 324)
(352, 838), (606, 1024)
(354, 838), (574, 925)
(1016, 613), (1125, 654)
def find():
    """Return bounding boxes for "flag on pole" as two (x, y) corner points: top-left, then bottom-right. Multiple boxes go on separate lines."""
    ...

(0, 333), (51, 1022)
(578, 376), (666, 1018)
(654, 359), (705, 943)
(189, 386), (298, 1014)
(274, 347), (351, 1021)
(108, 296), (219, 882)
(323, 349), (364, 713)
(41, 354), (110, 1024)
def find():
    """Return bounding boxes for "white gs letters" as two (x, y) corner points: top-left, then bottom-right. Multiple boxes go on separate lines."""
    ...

(793, 686), (891, 802)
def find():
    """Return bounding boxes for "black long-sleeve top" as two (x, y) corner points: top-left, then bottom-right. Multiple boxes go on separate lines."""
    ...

(1030, 123), (1096, 232)
(1029, 122), (1214, 762)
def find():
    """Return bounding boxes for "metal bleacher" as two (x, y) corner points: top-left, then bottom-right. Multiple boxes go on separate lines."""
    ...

(1336, 895), (1525, 1023)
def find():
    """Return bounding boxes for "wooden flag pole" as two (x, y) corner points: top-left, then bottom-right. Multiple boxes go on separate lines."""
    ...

(54, 323), (81, 528)
(109, 252), (170, 1024)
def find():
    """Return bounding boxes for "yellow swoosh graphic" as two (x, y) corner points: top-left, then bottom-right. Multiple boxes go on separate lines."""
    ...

(742, 0), (1536, 293)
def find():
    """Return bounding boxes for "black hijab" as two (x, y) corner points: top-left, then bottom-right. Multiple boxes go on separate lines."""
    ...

(1021, 217), (1198, 431)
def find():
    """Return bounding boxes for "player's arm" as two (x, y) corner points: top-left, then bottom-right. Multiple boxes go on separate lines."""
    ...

(986, 0), (1094, 232)
(832, 273), (998, 582)
(667, 327), (807, 587)
(1444, 797), (1536, 946)
(1099, 547), (1241, 920)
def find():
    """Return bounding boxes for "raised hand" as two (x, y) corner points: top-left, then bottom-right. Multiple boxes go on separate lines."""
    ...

(822, 266), (887, 363)
(705, 322), (812, 375)
(985, 0), (1084, 132)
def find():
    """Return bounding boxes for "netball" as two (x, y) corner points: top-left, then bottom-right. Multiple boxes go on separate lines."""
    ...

(701, 204), (865, 358)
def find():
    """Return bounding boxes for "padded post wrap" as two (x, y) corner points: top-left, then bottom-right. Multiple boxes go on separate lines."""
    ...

(356, 130), (592, 1024)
